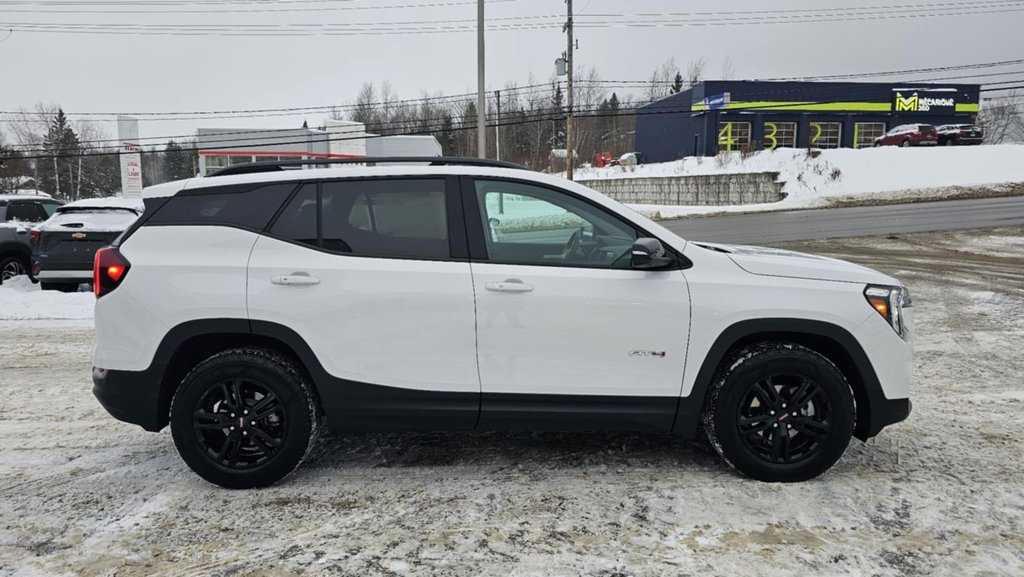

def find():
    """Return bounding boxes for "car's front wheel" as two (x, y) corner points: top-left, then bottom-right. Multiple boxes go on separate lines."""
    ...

(703, 343), (855, 482)
(170, 347), (319, 489)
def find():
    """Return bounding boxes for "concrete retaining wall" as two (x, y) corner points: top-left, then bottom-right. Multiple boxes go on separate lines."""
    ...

(577, 172), (785, 206)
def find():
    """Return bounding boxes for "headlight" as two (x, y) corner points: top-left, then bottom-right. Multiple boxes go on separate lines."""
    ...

(865, 285), (911, 338)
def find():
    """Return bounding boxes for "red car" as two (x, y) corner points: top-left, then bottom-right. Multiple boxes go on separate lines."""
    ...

(874, 124), (938, 147)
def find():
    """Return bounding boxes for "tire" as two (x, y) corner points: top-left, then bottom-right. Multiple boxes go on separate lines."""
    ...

(702, 343), (855, 483)
(944, 139), (955, 146)
(901, 139), (911, 147)
(0, 255), (28, 284)
(170, 347), (320, 489)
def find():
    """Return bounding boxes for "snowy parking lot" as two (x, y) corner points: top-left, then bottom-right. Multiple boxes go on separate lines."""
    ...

(1, 228), (1023, 577)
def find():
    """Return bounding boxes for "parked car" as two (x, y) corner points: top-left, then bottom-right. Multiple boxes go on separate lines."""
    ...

(874, 124), (938, 147)
(0, 194), (63, 284)
(32, 197), (144, 291)
(936, 124), (984, 146)
(92, 157), (912, 488)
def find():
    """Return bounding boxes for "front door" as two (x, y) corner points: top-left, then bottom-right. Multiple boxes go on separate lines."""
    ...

(466, 178), (691, 431)
(246, 177), (480, 431)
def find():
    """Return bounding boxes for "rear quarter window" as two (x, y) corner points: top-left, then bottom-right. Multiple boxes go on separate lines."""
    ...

(146, 183), (296, 230)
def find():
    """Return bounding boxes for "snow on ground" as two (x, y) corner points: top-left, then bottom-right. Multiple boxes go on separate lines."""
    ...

(573, 144), (1024, 218)
(0, 276), (94, 322)
(1, 228), (1023, 576)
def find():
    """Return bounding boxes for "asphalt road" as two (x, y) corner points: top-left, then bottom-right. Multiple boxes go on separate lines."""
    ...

(659, 195), (1024, 244)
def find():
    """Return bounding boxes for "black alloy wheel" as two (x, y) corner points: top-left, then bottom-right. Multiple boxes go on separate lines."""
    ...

(193, 378), (288, 470)
(736, 374), (832, 465)
(170, 347), (319, 488)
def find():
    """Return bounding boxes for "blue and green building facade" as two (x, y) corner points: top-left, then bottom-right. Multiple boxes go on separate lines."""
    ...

(635, 80), (981, 162)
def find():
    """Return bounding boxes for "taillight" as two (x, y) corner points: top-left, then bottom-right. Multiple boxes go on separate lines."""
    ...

(94, 247), (130, 298)
(29, 228), (40, 245)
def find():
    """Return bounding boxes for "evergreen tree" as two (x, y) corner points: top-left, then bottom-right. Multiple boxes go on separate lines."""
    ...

(163, 140), (194, 181)
(439, 112), (456, 155)
(38, 109), (81, 199)
(550, 83), (565, 148)
(670, 72), (684, 94)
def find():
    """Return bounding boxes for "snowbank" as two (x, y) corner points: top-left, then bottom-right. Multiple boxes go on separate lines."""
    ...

(574, 144), (1024, 217)
(0, 276), (94, 321)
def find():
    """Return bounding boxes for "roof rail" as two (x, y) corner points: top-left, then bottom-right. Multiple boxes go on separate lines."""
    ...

(205, 156), (525, 177)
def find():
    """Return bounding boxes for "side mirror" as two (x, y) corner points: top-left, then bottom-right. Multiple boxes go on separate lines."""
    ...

(631, 237), (674, 269)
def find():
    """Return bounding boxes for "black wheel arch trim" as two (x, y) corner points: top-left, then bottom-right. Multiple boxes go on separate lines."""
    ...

(672, 318), (909, 442)
(0, 241), (31, 262)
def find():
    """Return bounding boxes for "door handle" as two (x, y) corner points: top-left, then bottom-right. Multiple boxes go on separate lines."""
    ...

(485, 279), (534, 293)
(271, 272), (321, 286)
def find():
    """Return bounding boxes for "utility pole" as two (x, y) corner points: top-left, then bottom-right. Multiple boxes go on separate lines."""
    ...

(477, 0), (486, 158)
(563, 0), (574, 180)
(495, 89), (501, 160)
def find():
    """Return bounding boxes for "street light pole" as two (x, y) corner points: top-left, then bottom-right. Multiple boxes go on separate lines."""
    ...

(564, 0), (574, 180)
(477, 0), (487, 159)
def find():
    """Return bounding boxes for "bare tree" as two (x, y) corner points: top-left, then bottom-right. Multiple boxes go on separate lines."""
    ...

(346, 82), (379, 126)
(978, 92), (1023, 144)
(645, 57), (679, 102)
(686, 58), (707, 86)
(720, 55), (737, 80)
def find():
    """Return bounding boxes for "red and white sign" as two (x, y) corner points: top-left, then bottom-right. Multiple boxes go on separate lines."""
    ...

(117, 117), (143, 198)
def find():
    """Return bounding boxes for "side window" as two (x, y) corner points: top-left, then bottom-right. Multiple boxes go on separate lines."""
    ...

(147, 183), (295, 230)
(321, 179), (449, 259)
(269, 184), (317, 247)
(42, 202), (62, 217)
(6, 202), (46, 222)
(474, 180), (638, 268)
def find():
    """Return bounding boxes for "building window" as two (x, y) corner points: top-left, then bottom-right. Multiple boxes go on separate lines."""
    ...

(854, 123), (886, 149)
(230, 155), (254, 165)
(204, 155), (229, 169)
(718, 121), (751, 151)
(763, 122), (797, 150)
(809, 122), (842, 149)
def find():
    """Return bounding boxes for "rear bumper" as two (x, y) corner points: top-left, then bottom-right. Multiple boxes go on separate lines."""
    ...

(35, 269), (91, 281)
(92, 366), (166, 432)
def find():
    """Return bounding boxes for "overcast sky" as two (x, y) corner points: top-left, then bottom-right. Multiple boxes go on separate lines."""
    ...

(1, 0), (1021, 146)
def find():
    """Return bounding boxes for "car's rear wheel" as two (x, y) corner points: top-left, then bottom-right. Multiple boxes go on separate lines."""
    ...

(944, 139), (955, 146)
(0, 256), (27, 284)
(703, 343), (855, 482)
(170, 347), (319, 489)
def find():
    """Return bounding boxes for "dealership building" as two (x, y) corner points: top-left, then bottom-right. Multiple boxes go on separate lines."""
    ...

(197, 120), (441, 175)
(635, 80), (981, 162)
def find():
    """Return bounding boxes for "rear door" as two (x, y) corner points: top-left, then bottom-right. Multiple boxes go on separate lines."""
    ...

(464, 177), (691, 431)
(246, 176), (480, 432)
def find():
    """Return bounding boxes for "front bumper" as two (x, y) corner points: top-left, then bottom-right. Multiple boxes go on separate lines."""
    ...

(92, 366), (167, 432)
(860, 392), (912, 439)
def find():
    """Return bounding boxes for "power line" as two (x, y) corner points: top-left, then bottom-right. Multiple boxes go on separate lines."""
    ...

(3, 1), (1021, 36)
(0, 0), (515, 13)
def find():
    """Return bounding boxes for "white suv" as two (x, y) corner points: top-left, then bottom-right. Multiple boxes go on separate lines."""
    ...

(92, 157), (912, 488)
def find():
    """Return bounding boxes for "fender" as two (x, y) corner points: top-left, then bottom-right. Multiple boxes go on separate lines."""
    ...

(672, 318), (899, 441)
(0, 240), (31, 261)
